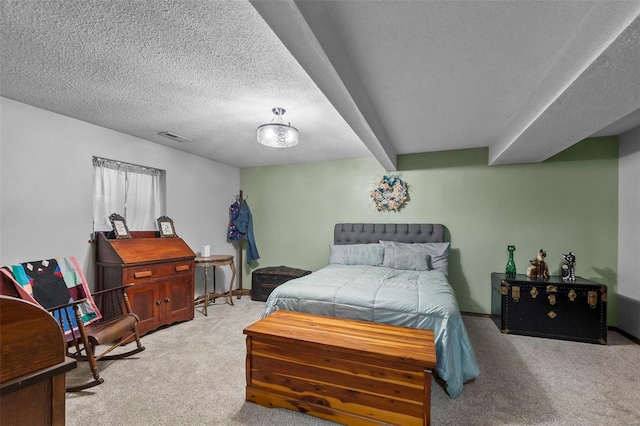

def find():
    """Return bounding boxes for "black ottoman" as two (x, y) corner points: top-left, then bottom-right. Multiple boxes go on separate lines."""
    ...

(251, 266), (311, 301)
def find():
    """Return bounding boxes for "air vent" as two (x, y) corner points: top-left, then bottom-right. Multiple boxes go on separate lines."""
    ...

(158, 131), (193, 143)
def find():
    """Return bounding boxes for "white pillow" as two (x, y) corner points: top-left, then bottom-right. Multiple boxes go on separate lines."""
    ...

(379, 241), (450, 275)
(329, 244), (384, 266)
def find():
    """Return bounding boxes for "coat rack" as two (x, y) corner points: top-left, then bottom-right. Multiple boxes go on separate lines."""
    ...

(232, 189), (251, 299)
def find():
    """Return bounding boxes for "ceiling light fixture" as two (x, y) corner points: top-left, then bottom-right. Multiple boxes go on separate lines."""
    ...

(256, 107), (299, 148)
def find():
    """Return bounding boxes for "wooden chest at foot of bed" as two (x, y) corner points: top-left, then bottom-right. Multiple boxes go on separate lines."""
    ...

(491, 273), (607, 344)
(251, 266), (311, 301)
(244, 310), (437, 426)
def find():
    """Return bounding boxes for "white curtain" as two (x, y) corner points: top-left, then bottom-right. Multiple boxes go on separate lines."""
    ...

(93, 157), (161, 232)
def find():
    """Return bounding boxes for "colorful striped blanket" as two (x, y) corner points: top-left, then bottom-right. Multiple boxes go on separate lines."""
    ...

(1, 256), (101, 339)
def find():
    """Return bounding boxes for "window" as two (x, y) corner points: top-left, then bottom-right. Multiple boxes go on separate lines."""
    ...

(93, 157), (163, 232)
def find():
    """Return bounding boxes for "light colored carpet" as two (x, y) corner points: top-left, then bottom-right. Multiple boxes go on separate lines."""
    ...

(66, 298), (640, 425)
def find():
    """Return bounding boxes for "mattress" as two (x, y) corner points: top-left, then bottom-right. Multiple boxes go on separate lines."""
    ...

(262, 263), (480, 398)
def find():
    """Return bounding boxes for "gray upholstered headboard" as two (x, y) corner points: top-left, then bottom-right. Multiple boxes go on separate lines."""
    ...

(334, 223), (444, 245)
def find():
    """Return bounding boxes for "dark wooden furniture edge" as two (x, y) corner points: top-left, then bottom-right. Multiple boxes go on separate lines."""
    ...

(0, 358), (76, 396)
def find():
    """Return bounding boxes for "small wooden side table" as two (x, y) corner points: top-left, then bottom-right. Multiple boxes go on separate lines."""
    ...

(194, 255), (236, 316)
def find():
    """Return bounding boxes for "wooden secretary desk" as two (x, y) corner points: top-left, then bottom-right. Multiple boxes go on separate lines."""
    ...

(95, 231), (196, 336)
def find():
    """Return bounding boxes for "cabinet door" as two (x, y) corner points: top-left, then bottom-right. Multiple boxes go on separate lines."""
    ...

(127, 283), (161, 335)
(163, 275), (194, 324)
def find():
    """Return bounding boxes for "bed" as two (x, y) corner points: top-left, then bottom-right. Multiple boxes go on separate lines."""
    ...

(262, 223), (480, 399)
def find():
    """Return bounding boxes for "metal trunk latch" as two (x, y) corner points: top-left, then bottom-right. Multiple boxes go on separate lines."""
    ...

(530, 286), (538, 298)
(568, 289), (577, 301)
(588, 291), (598, 309)
(512, 286), (520, 302)
(545, 285), (557, 305)
(501, 282), (509, 295)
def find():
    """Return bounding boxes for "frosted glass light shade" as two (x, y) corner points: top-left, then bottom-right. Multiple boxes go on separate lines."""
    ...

(256, 107), (299, 148)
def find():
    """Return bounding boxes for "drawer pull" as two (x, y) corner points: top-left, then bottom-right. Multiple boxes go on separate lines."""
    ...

(175, 265), (190, 272)
(134, 271), (152, 279)
(156, 299), (162, 305)
(164, 298), (170, 303)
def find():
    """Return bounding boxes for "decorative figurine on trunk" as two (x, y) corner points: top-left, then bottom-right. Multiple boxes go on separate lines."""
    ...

(561, 252), (576, 282)
(526, 249), (549, 279)
(505, 245), (517, 278)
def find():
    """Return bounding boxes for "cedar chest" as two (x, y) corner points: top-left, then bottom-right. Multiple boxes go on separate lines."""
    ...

(491, 273), (607, 344)
(251, 266), (311, 301)
(244, 310), (437, 426)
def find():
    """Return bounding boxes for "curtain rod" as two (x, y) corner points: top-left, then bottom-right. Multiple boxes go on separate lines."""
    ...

(93, 156), (161, 176)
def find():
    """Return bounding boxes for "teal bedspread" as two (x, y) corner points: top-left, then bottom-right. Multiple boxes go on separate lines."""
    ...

(262, 264), (480, 399)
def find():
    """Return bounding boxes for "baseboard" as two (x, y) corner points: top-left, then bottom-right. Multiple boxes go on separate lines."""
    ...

(608, 326), (640, 345)
(461, 311), (491, 318)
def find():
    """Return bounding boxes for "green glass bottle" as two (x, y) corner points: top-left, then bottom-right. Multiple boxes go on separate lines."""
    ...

(506, 245), (516, 277)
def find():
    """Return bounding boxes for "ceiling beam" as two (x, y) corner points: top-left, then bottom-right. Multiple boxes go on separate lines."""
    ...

(250, 0), (398, 171)
(490, 14), (640, 165)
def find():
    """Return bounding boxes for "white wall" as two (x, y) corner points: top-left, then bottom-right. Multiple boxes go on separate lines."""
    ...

(0, 97), (240, 294)
(618, 125), (640, 339)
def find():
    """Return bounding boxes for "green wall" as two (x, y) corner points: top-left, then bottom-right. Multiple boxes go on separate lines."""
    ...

(240, 137), (619, 324)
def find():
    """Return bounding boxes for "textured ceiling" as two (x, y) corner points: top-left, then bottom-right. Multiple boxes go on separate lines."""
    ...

(0, 1), (370, 168)
(2, 1), (639, 169)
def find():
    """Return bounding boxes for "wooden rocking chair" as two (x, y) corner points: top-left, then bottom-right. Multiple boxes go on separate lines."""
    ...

(0, 257), (145, 392)
(47, 284), (145, 391)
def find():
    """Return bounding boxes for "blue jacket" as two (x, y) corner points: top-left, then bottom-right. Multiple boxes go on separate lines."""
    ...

(233, 201), (260, 265)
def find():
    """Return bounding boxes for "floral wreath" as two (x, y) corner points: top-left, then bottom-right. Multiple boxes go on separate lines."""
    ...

(370, 174), (409, 212)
